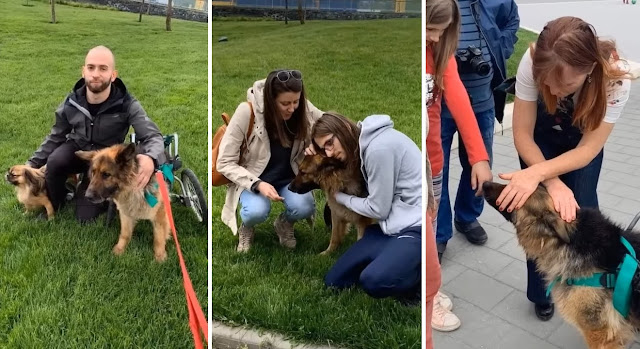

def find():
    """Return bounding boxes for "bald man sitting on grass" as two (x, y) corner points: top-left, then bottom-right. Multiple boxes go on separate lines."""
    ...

(26, 45), (166, 223)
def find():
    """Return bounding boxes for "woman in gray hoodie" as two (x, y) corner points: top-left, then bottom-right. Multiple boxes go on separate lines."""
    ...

(310, 112), (422, 303)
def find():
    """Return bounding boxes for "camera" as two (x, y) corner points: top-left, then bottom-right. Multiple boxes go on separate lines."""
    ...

(455, 45), (491, 76)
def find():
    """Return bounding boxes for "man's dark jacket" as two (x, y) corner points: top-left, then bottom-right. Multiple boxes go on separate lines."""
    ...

(28, 78), (166, 168)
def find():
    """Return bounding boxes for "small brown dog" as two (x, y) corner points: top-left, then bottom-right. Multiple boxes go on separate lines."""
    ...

(289, 154), (375, 255)
(6, 164), (54, 220)
(76, 143), (171, 262)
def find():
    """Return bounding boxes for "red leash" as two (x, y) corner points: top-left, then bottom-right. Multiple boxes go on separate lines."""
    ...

(156, 171), (209, 348)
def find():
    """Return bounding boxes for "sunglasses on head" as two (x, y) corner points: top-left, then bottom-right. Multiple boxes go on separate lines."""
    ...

(276, 70), (303, 83)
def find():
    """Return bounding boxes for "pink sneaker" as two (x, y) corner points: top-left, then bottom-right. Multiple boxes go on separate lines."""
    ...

(431, 293), (461, 332)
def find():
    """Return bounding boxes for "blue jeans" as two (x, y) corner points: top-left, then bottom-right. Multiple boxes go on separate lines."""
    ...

(525, 132), (603, 305)
(436, 106), (495, 244)
(324, 224), (422, 299)
(239, 185), (315, 227)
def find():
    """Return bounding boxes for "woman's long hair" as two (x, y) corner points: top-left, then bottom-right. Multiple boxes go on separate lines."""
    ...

(263, 69), (309, 147)
(427, 0), (460, 90)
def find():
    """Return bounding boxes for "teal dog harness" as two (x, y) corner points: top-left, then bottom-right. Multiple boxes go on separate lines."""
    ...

(546, 236), (638, 318)
(144, 164), (174, 208)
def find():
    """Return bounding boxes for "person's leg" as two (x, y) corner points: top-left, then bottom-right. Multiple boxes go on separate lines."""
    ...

(278, 185), (315, 221)
(520, 132), (562, 319)
(453, 107), (495, 245)
(237, 189), (271, 252)
(358, 225), (422, 299)
(272, 185), (315, 249)
(436, 109), (457, 255)
(75, 176), (108, 223)
(45, 141), (87, 211)
(560, 149), (603, 209)
(239, 190), (271, 227)
(325, 224), (389, 290)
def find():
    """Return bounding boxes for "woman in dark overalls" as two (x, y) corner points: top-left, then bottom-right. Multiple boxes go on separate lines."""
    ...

(494, 16), (631, 320)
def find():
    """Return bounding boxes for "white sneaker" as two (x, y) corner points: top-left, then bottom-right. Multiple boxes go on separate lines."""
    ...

(435, 291), (453, 311)
(431, 294), (461, 332)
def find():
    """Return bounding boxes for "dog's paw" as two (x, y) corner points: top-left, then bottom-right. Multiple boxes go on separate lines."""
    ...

(154, 250), (167, 263)
(319, 249), (333, 256)
(112, 244), (126, 256)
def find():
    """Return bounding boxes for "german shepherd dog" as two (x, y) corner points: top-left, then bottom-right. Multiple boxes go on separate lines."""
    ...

(6, 164), (54, 220)
(76, 144), (170, 262)
(289, 154), (375, 255)
(482, 181), (640, 349)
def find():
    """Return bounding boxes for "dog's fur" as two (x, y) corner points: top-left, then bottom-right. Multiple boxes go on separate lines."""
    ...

(6, 164), (54, 220)
(288, 154), (374, 255)
(482, 181), (640, 349)
(76, 143), (170, 262)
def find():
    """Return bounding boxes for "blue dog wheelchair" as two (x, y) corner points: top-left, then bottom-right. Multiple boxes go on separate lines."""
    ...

(104, 133), (207, 228)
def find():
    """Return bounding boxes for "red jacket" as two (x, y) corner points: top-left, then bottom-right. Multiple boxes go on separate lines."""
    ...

(426, 46), (489, 176)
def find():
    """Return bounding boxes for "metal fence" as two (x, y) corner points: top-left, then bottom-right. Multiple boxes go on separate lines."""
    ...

(133, 0), (209, 11)
(211, 0), (420, 13)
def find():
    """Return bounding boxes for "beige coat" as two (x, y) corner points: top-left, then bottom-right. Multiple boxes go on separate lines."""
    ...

(217, 79), (324, 234)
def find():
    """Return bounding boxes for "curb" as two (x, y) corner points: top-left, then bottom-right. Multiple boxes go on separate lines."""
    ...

(212, 321), (345, 349)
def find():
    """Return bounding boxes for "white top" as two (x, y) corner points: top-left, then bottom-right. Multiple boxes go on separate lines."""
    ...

(515, 47), (631, 124)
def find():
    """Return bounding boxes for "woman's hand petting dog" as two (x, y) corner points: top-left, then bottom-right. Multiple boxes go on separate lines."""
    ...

(304, 144), (317, 156)
(543, 177), (580, 222)
(470, 160), (493, 196)
(257, 181), (284, 201)
(496, 167), (545, 212)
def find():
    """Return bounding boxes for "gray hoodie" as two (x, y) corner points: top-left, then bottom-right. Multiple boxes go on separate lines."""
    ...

(335, 115), (422, 235)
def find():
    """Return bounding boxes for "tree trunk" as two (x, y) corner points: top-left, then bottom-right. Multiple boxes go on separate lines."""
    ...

(284, 0), (288, 24)
(166, 0), (172, 31)
(297, 0), (304, 24)
(50, 0), (56, 23)
(138, 0), (144, 22)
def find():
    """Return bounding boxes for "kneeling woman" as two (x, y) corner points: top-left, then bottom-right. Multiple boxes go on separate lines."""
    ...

(310, 112), (422, 302)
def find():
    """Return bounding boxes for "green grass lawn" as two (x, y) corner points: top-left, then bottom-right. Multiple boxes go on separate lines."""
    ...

(212, 19), (421, 349)
(0, 1), (207, 347)
(505, 29), (539, 102)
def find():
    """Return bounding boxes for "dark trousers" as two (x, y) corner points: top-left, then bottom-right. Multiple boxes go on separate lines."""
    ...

(522, 133), (603, 305)
(324, 224), (422, 299)
(46, 141), (107, 222)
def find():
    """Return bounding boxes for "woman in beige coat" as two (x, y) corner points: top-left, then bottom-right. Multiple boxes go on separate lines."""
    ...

(217, 70), (324, 252)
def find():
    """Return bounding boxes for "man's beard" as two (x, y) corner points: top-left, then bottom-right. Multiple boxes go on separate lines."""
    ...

(86, 78), (111, 94)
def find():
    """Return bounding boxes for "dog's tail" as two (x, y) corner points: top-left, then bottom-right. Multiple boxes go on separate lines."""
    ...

(24, 168), (46, 197)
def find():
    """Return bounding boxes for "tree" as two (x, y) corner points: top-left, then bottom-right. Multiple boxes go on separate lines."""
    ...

(50, 0), (56, 23)
(284, 0), (288, 24)
(166, 0), (173, 31)
(139, 0), (145, 22)
(297, 0), (305, 24)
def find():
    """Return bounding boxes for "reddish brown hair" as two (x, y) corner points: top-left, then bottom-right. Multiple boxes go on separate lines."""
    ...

(531, 17), (627, 132)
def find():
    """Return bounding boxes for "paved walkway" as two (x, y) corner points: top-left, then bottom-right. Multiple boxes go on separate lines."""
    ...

(433, 80), (640, 348)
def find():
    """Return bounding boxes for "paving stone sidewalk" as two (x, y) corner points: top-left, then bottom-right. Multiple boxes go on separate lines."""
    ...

(433, 81), (640, 349)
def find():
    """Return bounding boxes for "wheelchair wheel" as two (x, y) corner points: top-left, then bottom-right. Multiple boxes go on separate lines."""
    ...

(181, 168), (207, 225)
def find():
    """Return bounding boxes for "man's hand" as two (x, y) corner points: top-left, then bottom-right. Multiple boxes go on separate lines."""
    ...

(136, 154), (155, 190)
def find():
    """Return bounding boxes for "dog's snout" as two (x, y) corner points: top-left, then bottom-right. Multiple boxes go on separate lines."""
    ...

(482, 181), (492, 193)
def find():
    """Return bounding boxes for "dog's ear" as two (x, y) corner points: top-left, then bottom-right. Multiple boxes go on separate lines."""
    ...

(319, 157), (344, 171)
(75, 150), (97, 161)
(116, 143), (137, 166)
(24, 168), (45, 196)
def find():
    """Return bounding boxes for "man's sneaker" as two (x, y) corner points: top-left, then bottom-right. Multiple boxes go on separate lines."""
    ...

(237, 224), (255, 252)
(436, 243), (447, 264)
(435, 291), (453, 311)
(454, 219), (488, 245)
(274, 214), (296, 249)
(432, 295), (461, 332)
